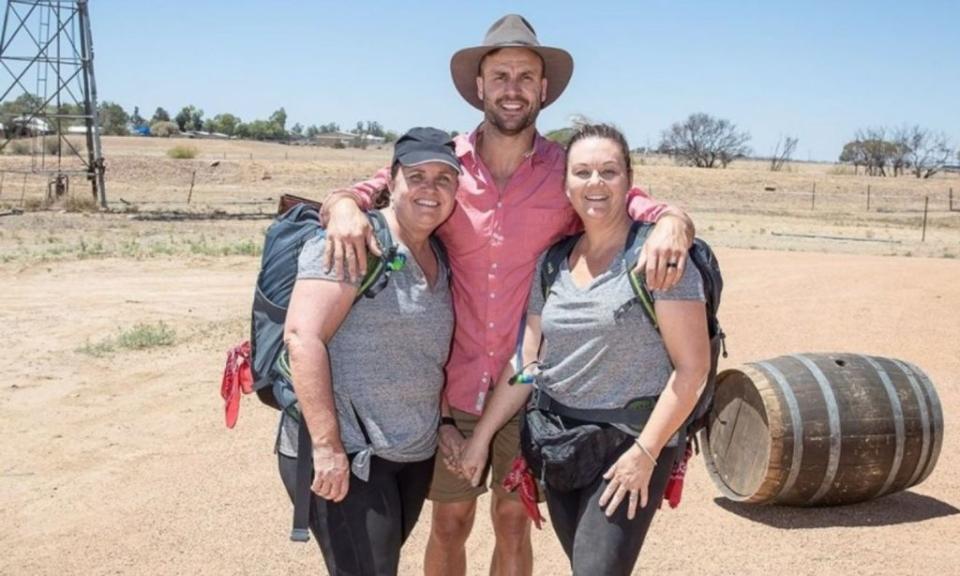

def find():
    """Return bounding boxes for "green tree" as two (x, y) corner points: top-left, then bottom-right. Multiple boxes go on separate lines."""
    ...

(364, 121), (384, 137)
(98, 101), (130, 135)
(544, 127), (575, 146)
(0, 92), (46, 126)
(206, 113), (241, 136)
(269, 107), (287, 132)
(152, 107), (170, 123)
(175, 105), (203, 131)
(290, 122), (304, 137)
(305, 124), (320, 138)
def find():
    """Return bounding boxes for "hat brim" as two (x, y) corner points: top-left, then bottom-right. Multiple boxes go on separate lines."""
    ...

(450, 45), (573, 111)
(396, 151), (462, 174)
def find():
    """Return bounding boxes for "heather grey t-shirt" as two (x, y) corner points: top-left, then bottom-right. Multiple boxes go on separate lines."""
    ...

(277, 227), (452, 480)
(528, 242), (705, 414)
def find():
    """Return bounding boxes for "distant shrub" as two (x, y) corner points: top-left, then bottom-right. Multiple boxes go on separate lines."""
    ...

(7, 139), (31, 155)
(22, 197), (46, 211)
(332, 141), (346, 149)
(64, 194), (98, 212)
(44, 136), (61, 155)
(167, 145), (198, 159)
(150, 121), (180, 137)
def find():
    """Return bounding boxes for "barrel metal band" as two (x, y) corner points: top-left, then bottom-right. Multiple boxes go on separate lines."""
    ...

(908, 361), (944, 484)
(859, 355), (905, 497)
(756, 361), (804, 499)
(792, 354), (842, 504)
(890, 358), (931, 488)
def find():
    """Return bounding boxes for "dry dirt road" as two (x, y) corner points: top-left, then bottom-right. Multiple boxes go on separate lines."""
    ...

(1, 248), (957, 575)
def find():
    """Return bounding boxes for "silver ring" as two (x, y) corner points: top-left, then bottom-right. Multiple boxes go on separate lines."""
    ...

(666, 261), (679, 269)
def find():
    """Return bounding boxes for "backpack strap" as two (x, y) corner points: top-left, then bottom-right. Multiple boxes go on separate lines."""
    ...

(290, 418), (313, 542)
(622, 222), (658, 330)
(540, 233), (582, 301)
(356, 210), (398, 299)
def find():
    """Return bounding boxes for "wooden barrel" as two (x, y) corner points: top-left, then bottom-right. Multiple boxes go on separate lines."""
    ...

(702, 353), (943, 506)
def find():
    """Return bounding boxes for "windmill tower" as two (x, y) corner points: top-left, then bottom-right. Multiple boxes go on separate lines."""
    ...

(0, 0), (106, 207)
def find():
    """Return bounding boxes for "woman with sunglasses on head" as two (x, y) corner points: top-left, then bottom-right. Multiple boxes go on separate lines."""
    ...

(458, 124), (711, 575)
(277, 127), (459, 576)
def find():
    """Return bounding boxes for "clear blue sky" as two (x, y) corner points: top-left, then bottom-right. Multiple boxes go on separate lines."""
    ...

(79, 0), (960, 161)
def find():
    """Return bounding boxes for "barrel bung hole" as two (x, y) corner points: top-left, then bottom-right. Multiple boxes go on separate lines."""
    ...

(834, 359), (847, 367)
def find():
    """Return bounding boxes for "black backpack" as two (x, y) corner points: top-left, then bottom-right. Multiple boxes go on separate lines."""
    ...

(250, 203), (399, 416)
(247, 199), (449, 543)
(540, 221), (726, 441)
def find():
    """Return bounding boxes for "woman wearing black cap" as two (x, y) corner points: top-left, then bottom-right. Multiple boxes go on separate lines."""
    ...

(278, 127), (461, 575)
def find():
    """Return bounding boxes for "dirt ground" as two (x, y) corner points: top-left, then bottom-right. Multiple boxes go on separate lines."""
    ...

(1, 137), (958, 575)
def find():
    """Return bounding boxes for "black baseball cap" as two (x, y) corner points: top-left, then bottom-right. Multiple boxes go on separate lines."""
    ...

(392, 127), (461, 173)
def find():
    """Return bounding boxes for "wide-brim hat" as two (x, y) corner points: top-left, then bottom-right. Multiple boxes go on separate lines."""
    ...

(450, 14), (574, 111)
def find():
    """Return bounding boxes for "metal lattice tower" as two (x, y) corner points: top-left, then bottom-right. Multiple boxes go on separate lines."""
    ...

(0, 0), (106, 207)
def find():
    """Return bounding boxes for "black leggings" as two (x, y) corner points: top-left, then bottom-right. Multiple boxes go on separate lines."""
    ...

(278, 452), (435, 576)
(544, 440), (679, 576)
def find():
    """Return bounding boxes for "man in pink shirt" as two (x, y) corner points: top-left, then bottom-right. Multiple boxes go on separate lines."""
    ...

(320, 14), (695, 576)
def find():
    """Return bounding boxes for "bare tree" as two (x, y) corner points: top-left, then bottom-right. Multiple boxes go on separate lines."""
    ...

(839, 140), (866, 174)
(889, 126), (912, 177)
(659, 113), (751, 168)
(855, 128), (896, 176)
(904, 126), (952, 179)
(770, 136), (798, 172)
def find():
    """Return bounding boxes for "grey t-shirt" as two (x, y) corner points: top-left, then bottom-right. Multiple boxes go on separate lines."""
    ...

(277, 228), (453, 478)
(527, 242), (705, 412)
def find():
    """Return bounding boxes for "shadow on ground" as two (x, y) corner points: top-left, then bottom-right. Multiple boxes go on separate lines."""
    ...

(714, 491), (959, 529)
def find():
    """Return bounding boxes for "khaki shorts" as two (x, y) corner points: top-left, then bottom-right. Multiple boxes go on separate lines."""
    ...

(429, 407), (527, 503)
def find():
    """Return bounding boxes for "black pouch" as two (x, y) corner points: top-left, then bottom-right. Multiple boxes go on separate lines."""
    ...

(520, 407), (630, 492)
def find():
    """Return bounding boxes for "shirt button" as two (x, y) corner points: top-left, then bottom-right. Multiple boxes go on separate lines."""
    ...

(488, 351), (494, 357)
(496, 201), (503, 208)
(491, 262), (498, 270)
(489, 292), (495, 299)
(488, 322), (495, 328)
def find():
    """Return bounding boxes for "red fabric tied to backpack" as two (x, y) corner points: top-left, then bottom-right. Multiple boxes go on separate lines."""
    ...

(502, 456), (544, 529)
(221, 341), (253, 429)
(662, 440), (694, 509)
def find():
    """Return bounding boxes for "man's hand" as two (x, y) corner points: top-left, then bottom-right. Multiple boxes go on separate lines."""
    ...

(438, 423), (467, 475)
(458, 436), (491, 487)
(321, 192), (382, 283)
(311, 441), (350, 502)
(635, 213), (694, 291)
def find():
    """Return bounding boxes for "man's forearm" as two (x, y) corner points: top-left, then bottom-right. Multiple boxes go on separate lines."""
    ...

(657, 208), (696, 240)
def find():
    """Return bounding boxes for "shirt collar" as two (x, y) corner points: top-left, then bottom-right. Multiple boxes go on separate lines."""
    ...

(460, 123), (549, 166)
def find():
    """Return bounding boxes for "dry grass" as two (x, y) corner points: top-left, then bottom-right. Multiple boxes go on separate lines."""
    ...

(1, 136), (958, 265)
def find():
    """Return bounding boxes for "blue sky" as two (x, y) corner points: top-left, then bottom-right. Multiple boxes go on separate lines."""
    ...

(42, 1), (960, 160)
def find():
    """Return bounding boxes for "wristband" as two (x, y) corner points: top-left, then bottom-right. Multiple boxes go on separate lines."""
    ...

(634, 438), (657, 466)
(440, 416), (457, 429)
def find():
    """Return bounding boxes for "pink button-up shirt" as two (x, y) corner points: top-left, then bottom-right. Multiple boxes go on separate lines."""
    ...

(349, 130), (668, 415)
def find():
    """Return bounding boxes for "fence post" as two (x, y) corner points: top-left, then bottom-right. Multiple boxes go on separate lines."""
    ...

(921, 196), (929, 242)
(866, 184), (871, 211)
(811, 182), (816, 210)
(187, 169), (197, 204)
(20, 174), (27, 207)
(0, 171), (4, 198)
(950, 187), (954, 211)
